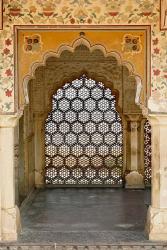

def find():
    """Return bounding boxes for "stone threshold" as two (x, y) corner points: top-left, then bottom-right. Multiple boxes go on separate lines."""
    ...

(0, 243), (167, 250)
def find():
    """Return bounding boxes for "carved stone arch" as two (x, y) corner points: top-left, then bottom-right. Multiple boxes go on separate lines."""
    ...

(22, 37), (144, 114)
(20, 36), (149, 191)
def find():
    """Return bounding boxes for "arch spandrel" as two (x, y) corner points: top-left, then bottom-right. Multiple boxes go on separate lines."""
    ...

(23, 37), (144, 115)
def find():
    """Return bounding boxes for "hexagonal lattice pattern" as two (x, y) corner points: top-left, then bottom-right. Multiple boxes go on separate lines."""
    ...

(144, 120), (152, 185)
(45, 75), (123, 185)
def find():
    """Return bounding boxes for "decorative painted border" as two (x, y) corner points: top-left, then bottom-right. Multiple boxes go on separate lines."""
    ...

(14, 25), (151, 114)
(160, 0), (167, 30)
(0, 0), (3, 30)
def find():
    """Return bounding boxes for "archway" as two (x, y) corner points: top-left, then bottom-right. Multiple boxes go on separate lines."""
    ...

(20, 40), (145, 189)
(15, 37), (152, 242)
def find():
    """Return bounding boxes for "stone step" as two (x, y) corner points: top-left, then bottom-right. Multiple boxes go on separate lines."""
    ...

(0, 244), (167, 250)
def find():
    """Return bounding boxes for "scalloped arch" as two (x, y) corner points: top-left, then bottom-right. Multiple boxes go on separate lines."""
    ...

(23, 36), (143, 108)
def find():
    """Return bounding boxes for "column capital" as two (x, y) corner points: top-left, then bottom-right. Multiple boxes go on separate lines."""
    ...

(148, 114), (167, 126)
(124, 114), (143, 122)
(148, 96), (167, 113)
(0, 112), (23, 128)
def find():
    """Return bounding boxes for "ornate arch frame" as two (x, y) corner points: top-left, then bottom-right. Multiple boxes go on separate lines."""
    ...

(14, 25), (151, 116)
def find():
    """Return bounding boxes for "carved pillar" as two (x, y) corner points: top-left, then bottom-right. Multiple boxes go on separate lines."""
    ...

(125, 114), (144, 188)
(14, 124), (19, 206)
(23, 104), (36, 193)
(0, 115), (21, 241)
(18, 115), (26, 204)
(34, 113), (45, 188)
(146, 114), (167, 240)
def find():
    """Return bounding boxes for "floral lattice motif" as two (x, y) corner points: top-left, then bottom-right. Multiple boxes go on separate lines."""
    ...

(45, 75), (123, 185)
(144, 120), (152, 185)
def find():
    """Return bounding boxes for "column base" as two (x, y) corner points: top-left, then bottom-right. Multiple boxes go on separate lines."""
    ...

(35, 170), (45, 189)
(1, 205), (21, 241)
(146, 206), (167, 241)
(125, 171), (144, 189)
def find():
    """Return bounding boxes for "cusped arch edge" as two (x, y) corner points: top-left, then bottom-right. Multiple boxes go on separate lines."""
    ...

(22, 36), (143, 110)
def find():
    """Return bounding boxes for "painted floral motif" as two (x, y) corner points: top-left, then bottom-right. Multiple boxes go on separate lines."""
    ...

(24, 34), (42, 53)
(0, 0), (166, 113)
(122, 34), (142, 54)
(3, 0), (159, 25)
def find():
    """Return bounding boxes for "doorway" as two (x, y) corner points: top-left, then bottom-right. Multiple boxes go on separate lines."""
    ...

(16, 34), (151, 242)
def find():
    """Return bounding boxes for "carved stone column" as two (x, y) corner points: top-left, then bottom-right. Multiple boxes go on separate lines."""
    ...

(125, 114), (144, 188)
(34, 113), (45, 188)
(14, 124), (19, 206)
(0, 114), (21, 241)
(146, 114), (167, 240)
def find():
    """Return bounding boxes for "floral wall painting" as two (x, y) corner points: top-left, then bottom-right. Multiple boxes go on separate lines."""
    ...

(122, 34), (142, 54)
(24, 35), (42, 53)
(161, 0), (167, 29)
(0, 0), (2, 29)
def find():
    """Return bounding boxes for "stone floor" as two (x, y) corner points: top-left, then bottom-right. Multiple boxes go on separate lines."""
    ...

(18, 188), (152, 244)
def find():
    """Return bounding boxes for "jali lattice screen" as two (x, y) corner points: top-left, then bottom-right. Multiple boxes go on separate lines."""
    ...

(45, 75), (123, 185)
(144, 120), (152, 185)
